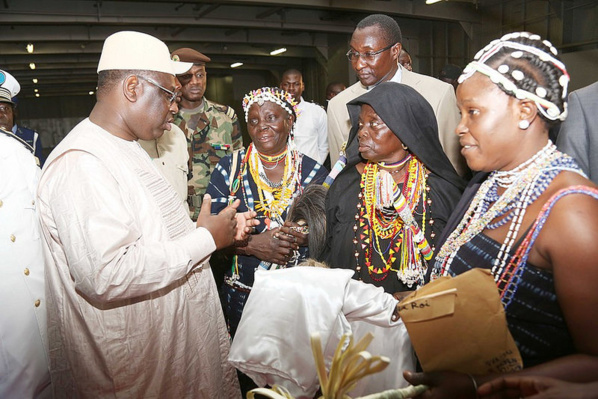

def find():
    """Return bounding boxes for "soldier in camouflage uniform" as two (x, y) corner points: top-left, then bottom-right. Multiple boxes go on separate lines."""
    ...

(171, 47), (243, 220)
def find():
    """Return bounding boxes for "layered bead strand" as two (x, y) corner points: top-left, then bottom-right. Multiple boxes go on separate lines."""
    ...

(353, 157), (431, 287)
(432, 142), (580, 287)
(247, 144), (301, 227)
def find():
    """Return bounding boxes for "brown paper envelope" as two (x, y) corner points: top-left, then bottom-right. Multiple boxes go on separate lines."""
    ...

(399, 268), (523, 375)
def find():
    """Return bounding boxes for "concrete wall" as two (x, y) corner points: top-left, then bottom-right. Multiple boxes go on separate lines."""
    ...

(560, 49), (598, 92)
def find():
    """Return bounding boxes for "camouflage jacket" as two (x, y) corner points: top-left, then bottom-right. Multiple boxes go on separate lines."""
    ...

(174, 98), (243, 218)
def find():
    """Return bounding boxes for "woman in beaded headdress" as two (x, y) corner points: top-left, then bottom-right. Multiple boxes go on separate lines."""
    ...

(404, 33), (598, 397)
(321, 82), (465, 296)
(205, 87), (328, 338)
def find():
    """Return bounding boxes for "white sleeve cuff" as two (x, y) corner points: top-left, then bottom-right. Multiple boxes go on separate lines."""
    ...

(179, 226), (217, 266)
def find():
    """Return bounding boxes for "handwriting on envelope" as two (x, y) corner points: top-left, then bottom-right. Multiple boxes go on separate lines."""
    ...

(398, 288), (457, 322)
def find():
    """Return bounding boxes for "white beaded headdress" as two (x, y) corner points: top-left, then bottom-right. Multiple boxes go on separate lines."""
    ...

(242, 87), (299, 144)
(459, 32), (570, 122)
(242, 87), (299, 123)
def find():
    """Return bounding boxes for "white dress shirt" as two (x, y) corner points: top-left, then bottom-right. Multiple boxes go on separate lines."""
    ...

(294, 97), (328, 164)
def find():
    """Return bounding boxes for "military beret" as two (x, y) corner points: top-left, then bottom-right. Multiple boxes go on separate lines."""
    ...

(171, 48), (211, 66)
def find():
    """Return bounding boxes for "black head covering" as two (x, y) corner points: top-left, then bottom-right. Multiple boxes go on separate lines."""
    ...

(346, 81), (465, 190)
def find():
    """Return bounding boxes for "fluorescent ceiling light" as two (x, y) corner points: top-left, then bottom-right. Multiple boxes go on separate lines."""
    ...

(26, 43), (34, 53)
(231, 62), (243, 68)
(29, 62), (36, 70)
(426, 0), (444, 3)
(32, 78), (38, 83)
(270, 47), (287, 56)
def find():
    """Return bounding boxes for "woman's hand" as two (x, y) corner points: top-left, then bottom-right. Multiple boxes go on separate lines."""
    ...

(403, 370), (479, 399)
(278, 221), (309, 247)
(234, 208), (259, 243)
(243, 228), (298, 265)
(391, 291), (415, 321)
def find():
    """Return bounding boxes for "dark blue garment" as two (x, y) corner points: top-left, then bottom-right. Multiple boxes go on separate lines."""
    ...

(13, 125), (44, 166)
(437, 233), (575, 367)
(206, 149), (328, 335)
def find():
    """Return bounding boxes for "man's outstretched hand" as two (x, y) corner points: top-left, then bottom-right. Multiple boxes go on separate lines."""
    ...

(197, 194), (238, 250)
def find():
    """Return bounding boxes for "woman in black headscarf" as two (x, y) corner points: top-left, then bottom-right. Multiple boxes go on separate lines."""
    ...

(322, 82), (465, 295)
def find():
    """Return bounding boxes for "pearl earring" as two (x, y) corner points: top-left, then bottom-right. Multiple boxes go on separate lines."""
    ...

(518, 120), (530, 130)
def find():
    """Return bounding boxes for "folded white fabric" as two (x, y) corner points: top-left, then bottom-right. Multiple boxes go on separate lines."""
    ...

(228, 267), (415, 398)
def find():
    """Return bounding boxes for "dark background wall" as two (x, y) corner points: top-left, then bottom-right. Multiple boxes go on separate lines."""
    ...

(3, 0), (595, 156)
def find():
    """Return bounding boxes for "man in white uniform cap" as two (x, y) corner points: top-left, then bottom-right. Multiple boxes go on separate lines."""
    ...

(0, 69), (51, 398)
(37, 31), (248, 398)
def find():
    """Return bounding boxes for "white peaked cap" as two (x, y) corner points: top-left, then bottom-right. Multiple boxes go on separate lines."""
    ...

(0, 70), (20, 104)
(97, 31), (192, 75)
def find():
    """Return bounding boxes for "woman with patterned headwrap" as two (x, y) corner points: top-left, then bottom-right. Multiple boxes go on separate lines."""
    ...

(404, 32), (598, 398)
(206, 87), (328, 338)
(322, 81), (465, 296)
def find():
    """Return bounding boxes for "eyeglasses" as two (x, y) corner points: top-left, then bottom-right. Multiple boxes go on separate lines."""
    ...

(136, 75), (177, 104)
(346, 43), (397, 62)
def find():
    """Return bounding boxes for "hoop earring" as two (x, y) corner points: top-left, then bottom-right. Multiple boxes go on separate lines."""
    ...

(402, 143), (409, 150)
(518, 120), (530, 130)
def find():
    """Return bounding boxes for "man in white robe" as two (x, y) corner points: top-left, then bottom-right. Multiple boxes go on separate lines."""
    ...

(37, 31), (247, 398)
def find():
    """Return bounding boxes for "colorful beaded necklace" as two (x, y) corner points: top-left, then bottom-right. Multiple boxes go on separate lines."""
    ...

(378, 154), (412, 174)
(353, 157), (431, 287)
(258, 149), (287, 170)
(432, 142), (580, 283)
(228, 143), (303, 278)
(497, 185), (596, 309)
(245, 143), (301, 227)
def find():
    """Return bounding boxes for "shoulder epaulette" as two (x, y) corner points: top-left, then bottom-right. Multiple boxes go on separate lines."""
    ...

(225, 106), (237, 119)
(207, 98), (237, 119)
(0, 127), (35, 154)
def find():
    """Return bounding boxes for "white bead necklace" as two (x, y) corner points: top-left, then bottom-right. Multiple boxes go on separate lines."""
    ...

(493, 141), (554, 188)
(434, 141), (560, 280)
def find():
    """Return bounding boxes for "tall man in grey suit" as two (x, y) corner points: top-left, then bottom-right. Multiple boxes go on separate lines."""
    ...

(556, 81), (598, 183)
(327, 14), (467, 176)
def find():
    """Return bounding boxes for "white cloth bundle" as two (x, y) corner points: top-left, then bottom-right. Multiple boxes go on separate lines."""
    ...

(229, 267), (416, 398)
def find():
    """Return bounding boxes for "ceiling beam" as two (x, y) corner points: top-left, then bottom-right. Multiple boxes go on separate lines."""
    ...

(0, 0), (481, 28)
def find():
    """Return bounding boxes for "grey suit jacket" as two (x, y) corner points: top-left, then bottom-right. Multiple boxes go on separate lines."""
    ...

(556, 81), (598, 183)
(326, 67), (467, 176)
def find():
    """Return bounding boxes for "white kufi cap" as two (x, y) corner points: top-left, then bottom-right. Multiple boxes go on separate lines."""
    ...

(97, 31), (192, 75)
